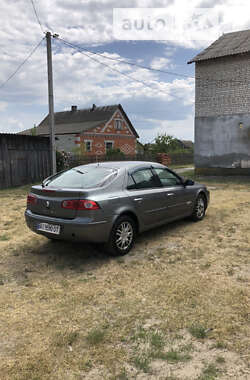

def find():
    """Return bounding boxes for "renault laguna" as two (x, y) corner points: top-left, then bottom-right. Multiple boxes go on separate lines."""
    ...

(25, 161), (209, 255)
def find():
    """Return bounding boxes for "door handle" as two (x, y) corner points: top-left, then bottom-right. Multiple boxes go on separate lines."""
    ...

(134, 197), (143, 202)
(166, 193), (174, 196)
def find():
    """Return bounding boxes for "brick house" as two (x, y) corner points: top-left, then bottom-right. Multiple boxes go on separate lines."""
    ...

(20, 104), (139, 156)
(188, 29), (250, 175)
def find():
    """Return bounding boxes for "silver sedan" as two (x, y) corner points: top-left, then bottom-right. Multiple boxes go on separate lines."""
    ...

(25, 161), (209, 255)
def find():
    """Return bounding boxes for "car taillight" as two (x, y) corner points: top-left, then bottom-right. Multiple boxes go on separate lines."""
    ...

(27, 194), (37, 205)
(61, 199), (100, 210)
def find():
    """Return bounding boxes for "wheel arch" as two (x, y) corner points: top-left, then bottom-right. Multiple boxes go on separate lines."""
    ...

(113, 210), (140, 234)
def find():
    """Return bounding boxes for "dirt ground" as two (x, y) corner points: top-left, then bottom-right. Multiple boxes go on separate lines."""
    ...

(0, 178), (249, 380)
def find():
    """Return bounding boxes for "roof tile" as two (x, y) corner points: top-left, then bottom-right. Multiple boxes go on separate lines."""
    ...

(188, 29), (250, 63)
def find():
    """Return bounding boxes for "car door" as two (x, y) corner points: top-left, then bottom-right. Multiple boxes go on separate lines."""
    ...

(126, 167), (166, 227)
(153, 167), (194, 220)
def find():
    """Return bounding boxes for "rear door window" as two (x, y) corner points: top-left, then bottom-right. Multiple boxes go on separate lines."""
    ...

(44, 167), (117, 189)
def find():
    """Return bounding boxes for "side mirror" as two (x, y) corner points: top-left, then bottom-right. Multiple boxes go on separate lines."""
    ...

(184, 179), (194, 186)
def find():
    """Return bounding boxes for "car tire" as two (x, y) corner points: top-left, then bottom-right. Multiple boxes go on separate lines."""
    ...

(106, 216), (136, 256)
(191, 194), (206, 221)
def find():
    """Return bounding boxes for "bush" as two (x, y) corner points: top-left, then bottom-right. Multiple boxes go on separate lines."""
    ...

(56, 151), (65, 172)
(106, 148), (125, 159)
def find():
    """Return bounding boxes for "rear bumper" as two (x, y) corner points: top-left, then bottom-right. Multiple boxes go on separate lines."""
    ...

(25, 209), (112, 243)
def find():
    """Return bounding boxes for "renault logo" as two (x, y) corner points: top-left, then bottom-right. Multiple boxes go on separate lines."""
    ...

(46, 201), (50, 208)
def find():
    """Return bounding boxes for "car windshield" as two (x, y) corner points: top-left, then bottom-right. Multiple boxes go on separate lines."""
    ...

(45, 167), (117, 189)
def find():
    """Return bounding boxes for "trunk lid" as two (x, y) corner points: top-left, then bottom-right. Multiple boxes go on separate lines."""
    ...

(28, 185), (84, 219)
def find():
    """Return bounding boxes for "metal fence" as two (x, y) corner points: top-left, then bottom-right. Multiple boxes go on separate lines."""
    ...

(168, 152), (194, 165)
(0, 134), (51, 189)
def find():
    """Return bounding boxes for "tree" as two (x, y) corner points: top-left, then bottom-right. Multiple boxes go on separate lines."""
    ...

(31, 124), (37, 136)
(152, 134), (180, 153)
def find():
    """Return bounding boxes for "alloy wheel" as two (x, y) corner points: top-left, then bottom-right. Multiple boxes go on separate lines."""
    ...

(196, 197), (205, 218)
(115, 221), (133, 251)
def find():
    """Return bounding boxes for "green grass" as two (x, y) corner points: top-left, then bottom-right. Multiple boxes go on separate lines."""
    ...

(111, 368), (129, 380)
(157, 350), (191, 363)
(150, 331), (165, 350)
(0, 234), (10, 241)
(130, 326), (148, 342)
(86, 328), (105, 345)
(189, 325), (208, 339)
(130, 327), (192, 371)
(212, 341), (227, 350)
(216, 355), (226, 364)
(133, 355), (150, 373)
(199, 363), (219, 379)
(54, 330), (79, 347)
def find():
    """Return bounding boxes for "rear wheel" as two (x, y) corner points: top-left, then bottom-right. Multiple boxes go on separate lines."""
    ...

(191, 194), (206, 221)
(106, 216), (136, 256)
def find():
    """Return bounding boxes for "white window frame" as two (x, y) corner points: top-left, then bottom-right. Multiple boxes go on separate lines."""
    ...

(84, 139), (92, 152)
(115, 119), (123, 130)
(105, 140), (114, 152)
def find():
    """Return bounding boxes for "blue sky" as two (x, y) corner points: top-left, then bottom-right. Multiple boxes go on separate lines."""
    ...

(0, 0), (249, 143)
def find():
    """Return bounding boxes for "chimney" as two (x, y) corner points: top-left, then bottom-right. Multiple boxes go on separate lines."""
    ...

(91, 104), (96, 112)
(71, 105), (77, 112)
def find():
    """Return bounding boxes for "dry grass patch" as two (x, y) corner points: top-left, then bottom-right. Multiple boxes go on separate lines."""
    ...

(0, 180), (250, 379)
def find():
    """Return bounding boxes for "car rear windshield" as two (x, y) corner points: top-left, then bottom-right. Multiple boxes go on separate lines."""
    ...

(44, 167), (118, 189)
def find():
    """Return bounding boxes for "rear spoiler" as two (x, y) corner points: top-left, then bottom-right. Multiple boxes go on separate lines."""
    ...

(42, 169), (67, 188)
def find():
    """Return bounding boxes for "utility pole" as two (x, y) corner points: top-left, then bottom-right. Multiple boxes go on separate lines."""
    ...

(46, 31), (56, 175)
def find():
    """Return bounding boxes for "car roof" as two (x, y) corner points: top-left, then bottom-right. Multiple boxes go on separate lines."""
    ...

(76, 161), (166, 171)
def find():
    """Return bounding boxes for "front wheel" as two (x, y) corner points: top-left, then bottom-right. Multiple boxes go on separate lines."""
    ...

(106, 216), (136, 256)
(191, 194), (206, 221)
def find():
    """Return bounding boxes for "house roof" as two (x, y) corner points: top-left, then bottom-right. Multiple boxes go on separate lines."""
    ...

(21, 120), (107, 136)
(40, 104), (118, 126)
(19, 104), (139, 138)
(181, 140), (194, 149)
(188, 29), (250, 64)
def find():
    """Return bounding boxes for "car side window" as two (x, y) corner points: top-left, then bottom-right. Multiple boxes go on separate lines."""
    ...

(154, 168), (182, 187)
(127, 175), (137, 190)
(129, 168), (159, 190)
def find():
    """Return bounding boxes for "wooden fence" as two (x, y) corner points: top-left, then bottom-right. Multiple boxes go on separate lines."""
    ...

(0, 134), (51, 189)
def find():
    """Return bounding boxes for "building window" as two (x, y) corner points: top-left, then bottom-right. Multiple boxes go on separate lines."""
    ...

(84, 140), (92, 152)
(105, 141), (114, 152)
(115, 119), (122, 130)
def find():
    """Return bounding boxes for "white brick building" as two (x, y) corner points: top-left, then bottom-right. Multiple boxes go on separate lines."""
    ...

(188, 29), (250, 175)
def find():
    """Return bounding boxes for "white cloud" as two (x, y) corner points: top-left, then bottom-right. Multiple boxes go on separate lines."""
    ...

(1, 117), (25, 133)
(0, 102), (8, 112)
(150, 57), (171, 70)
(136, 114), (194, 143)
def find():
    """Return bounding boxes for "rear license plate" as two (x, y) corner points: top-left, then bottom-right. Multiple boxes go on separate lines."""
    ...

(37, 223), (60, 235)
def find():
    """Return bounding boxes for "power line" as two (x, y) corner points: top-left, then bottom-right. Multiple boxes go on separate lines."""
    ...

(0, 37), (45, 90)
(58, 38), (174, 97)
(57, 38), (189, 100)
(57, 37), (194, 79)
(57, 37), (249, 85)
(30, 0), (44, 34)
